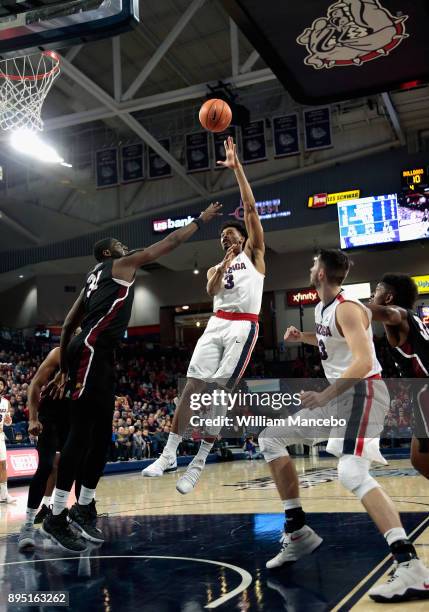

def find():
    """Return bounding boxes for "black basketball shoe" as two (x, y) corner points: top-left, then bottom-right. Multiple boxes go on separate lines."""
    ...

(34, 504), (50, 525)
(68, 500), (104, 544)
(41, 509), (87, 553)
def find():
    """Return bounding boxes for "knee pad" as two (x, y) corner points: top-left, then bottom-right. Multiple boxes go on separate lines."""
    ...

(258, 436), (290, 463)
(337, 455), (380, 500)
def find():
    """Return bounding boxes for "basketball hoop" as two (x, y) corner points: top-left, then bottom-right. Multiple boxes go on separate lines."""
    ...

(0, 50), (60, 132)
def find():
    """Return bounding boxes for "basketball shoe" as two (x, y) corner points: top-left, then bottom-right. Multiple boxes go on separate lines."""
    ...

(18, 524), (36, 552)
(68, 500), (104, 544)
(0, 493), (17, 503)
(368, 558), (429, 602)
(34, 504), (50, 524)
(141, 453), (177, 477)
(266, 525), (323, 569)
(175, 457), (205, 495)
(41, 509), (87, 553)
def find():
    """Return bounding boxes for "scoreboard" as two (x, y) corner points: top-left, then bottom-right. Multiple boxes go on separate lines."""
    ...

(401, 167), (429, 192)
(338, 194), (399, 249)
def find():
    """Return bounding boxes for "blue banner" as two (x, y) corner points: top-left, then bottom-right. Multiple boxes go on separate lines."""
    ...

(186, 132), (210, 173)
(148, 138), (172, 179)
(121, 143), (144, 184)
(273, 114), (299, 157)
(304, 107), (332, 151)
(96, 148), (119, 189)
(213, 126), (237, 169)
(242, 120), (266, 164)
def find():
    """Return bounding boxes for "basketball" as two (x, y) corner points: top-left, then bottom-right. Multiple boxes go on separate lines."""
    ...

(199, 98), (232, 133)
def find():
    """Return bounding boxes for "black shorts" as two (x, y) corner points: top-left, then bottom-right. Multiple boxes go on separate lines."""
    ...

(67, 332), (115, 402)
(38, 400), (71, 453)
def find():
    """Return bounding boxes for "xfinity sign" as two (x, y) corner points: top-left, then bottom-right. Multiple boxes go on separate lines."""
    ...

(153, 215), (195, 234)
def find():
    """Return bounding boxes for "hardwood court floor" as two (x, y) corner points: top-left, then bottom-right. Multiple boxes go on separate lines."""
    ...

(0, 456), (428, 611)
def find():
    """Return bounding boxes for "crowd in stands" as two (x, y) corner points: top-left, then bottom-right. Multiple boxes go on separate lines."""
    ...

(0, 333), (416, 460)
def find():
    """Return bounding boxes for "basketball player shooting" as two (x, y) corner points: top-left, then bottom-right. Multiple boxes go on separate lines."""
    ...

(143, 137), (265, 494)
(370, 274), (429, 481)
(41, 202), (222, 553)
(259, 250), (429, 603)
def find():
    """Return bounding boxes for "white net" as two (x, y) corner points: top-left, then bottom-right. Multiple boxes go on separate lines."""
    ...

(0, 51), (60, 132)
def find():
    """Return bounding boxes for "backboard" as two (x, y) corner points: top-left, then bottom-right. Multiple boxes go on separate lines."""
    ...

(222, 0), (429, 104)
(0, 1), (139, 56)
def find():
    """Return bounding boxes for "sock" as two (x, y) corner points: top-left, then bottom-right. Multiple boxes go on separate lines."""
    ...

(194, 440), (214, 462)
(42, 496), (51, 507)
(78, 486), (95, 506)
(0, 482), (7, 498)
(384, 528), (417, 563)
(284, 506), (306, 534)
(164, 433), (182, 457)
(25, 508), (38, 526)
(52, 488), (69, 516)
(282, 498), (301, 511)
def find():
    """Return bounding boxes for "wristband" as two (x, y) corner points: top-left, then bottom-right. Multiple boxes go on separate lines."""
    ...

(193, 217), (203, 230)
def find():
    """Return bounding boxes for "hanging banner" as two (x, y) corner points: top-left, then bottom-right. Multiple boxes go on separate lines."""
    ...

(148, 138), (172, 179)
(121, 143), (144, 184)
(213, 126), (237, 169)
(185, 132), (210, 173)
(242, 120), (267, 164)
(304, 107), (332, 151)
(273, 114), (299, 157)
(95, 148), (119, 188)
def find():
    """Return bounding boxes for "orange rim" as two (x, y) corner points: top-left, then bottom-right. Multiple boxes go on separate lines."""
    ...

(0, 50), (60, 82)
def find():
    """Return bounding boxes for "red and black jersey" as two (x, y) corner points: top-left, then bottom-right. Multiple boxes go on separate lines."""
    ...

(80, 259), (134, 347)
(393, 310), (429, 378)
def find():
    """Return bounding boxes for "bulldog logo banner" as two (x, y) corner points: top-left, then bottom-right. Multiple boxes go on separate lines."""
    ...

(222, 0), (429, 103)
(296, 0), (408, 69)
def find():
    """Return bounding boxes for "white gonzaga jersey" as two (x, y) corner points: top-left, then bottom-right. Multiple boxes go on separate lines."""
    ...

(0, 397), (8, 431)
(315, 291), (381, 380)
(213, 251), (264, 315)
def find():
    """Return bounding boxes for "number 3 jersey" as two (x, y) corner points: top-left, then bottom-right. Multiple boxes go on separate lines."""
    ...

(81, 259), (135, 347)
(213, 251), (264, 315)
(315, 291), (381, 380)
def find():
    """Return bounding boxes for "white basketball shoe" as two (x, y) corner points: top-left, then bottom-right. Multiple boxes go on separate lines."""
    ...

(175, 457), (205, 495)
(369, 558), (429, 603)
(141, 453), (177, 477)
(266, 525), (323, 569)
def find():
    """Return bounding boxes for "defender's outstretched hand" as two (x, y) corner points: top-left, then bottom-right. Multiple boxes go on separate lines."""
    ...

(199, 201), (223, 223)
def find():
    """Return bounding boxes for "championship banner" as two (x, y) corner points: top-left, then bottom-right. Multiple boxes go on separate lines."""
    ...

(213, 126), (237, 169)
(121, 143), (144, 184)
(273, 114), (299, 157)
(304, 107), (332, 151)
(95, 148), (119, 189)
(242, 120), (267, 164)
(308, 190), (361, 208)
(185, 132), (210, 173)
(148, 138), (172, 180)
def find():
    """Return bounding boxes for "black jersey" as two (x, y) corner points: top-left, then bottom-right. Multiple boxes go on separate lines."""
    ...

(80, 259), (134, 347)
(393, 310), (429, 377)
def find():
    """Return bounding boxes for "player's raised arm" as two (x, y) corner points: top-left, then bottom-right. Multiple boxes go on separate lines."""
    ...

(217, 137), (265, 273)
(114, 202), (222, 280)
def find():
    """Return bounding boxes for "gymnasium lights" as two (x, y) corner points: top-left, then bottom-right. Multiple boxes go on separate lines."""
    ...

(9, 129), (72, 167)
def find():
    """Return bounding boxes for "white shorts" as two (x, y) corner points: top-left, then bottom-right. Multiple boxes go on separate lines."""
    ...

(187, 315), (259, 388)
(260, 378), (390, 464)
(0, 432), (6, 461)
